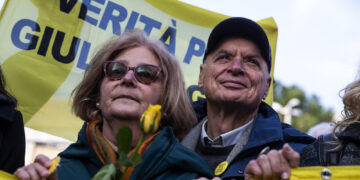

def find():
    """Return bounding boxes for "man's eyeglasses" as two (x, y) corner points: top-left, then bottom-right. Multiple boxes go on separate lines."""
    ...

(103, 61), (162, 84)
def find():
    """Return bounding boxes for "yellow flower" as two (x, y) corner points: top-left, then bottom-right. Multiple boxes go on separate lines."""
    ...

(48, 156), (61, 174)
(140, 104), (162, 134)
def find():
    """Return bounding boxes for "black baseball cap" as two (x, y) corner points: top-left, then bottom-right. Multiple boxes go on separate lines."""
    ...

(203, 17), (272, 72)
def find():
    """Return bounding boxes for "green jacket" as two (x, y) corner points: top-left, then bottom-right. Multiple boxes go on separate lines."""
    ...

(57, 123), (102, 179)
(131, 127), (213, 180)
(57, 123), (213, 179)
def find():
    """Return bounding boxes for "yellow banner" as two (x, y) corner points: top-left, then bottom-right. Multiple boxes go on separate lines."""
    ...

(0, 0), (277, 141)
(291, 166), (360, 180)
(0, 170), (18, 180)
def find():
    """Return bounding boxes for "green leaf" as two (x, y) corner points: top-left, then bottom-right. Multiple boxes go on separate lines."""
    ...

(117, 152), (136, 167)
(92, 164), (117, 180)
(117, 152), (128, 162)
(116, 126), (132, 154)
(132, 153), (142, 166)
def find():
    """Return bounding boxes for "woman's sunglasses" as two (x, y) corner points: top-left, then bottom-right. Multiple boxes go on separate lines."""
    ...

(103, 61), (162, 84)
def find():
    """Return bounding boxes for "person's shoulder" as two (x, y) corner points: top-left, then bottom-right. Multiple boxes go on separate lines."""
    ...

(300, 133), (339, 166)
(280, 123), (316, 153)
(0, 95), (19, 122)
(281, 122), (315, 142)
(300, 140), (321, 166)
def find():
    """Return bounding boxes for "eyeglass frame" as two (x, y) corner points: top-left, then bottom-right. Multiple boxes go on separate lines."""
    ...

(103, 60), (163, 84)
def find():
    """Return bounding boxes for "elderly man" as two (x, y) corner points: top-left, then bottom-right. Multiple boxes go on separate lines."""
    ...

(181, 17), (315, 179)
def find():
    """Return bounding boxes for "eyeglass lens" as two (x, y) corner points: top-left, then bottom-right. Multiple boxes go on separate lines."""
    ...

(105, 61), (160, 84)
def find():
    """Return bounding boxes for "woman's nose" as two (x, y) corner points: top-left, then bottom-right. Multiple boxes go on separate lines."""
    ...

(121, 70), (137, 86)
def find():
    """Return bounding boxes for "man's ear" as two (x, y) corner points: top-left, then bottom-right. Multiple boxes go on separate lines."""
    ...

(263, 76), (272, 99)
(198, 64), (205, 88)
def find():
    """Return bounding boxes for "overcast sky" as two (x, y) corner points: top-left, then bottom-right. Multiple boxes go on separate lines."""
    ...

(1, 0), (360, 115)
(179, 0), (360, 115)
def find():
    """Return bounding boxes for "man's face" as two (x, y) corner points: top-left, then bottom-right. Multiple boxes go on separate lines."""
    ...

(199, 38), (272, 109)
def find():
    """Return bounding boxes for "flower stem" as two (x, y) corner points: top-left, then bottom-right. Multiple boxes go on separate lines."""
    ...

(131, 133), (145, 159)
(123, 133), (145, 175)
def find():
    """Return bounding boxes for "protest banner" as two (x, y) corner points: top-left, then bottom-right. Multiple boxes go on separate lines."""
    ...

(0, 0), (277, 140)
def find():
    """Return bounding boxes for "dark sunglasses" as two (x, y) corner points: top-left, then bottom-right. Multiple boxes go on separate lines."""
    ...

(103, 61), (162, 84)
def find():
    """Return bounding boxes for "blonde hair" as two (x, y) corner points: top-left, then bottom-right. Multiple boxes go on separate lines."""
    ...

(72, 29), (197, 138)
(333, 79), (360, 135)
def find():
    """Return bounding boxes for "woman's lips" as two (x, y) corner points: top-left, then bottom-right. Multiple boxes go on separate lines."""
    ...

(114, 95), (139, 102)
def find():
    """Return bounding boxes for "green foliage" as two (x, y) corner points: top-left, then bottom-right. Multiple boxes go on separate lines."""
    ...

(116, 126), (132, 155)
(92, 164), (117, 180)
(274, 81), (334, 133)
(92, 125), (143, 180)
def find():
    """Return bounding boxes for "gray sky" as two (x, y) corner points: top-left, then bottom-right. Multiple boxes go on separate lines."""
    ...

(180, 0), (360, 115)
(0, 1), (4, 11)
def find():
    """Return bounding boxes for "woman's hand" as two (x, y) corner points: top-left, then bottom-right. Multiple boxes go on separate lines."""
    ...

(244, 143), (300, 180)
(14, 154), (52, 180)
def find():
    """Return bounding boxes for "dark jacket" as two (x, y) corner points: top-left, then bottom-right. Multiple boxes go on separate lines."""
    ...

(0, 94), (25, 173)
(183, 99), (315, 179)
(57, 123), (102, 179)
(131, 127), (213, 180)
(58, 123), (213, 179)
(301, 123), (360, 166)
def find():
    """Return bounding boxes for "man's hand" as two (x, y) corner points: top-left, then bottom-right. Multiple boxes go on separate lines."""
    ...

(244, 143), (300, 180)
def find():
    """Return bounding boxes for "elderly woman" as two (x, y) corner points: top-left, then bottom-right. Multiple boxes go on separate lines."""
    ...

(15, 29), (213, 180)
(244, 79), (360, 179)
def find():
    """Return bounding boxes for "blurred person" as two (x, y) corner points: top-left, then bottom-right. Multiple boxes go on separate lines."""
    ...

(301, 79), (360, 166)
(14, 29), (213, 180)
(244, 79), (360, 179)
(181, 17), (315, 179)
(307, 122), (334, 139)
(0, 66), (25, 173)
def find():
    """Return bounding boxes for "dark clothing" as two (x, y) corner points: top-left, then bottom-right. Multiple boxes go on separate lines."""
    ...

(196, 141), (234, 170)
(182, 99), (315, 179)
(131, 127), (213, 180)
(301, 123), (360, 166)
(57, 123), (101, 179)
(0, 95), (25, 173)
(58, 123), (213, 179)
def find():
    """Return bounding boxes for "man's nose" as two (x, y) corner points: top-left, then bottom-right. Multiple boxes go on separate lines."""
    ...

(228, 58), (244, 75)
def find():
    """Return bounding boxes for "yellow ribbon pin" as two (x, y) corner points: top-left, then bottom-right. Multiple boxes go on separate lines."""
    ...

(214, 161), (228, 176)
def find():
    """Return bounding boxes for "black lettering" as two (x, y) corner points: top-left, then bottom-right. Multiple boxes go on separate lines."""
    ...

(60, 0), (78, 14)
(52, 31), (80, 64)
(37, 27), (54, 56)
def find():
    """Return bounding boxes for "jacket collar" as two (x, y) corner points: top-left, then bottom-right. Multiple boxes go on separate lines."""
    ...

(59, 123), (104, 168)
(240, 102), (313, 151)
(181, 118), (205, 150)
(190, 100), (313, 151)
(242, 102), (283, 150)
(184, 101), (284, 150)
